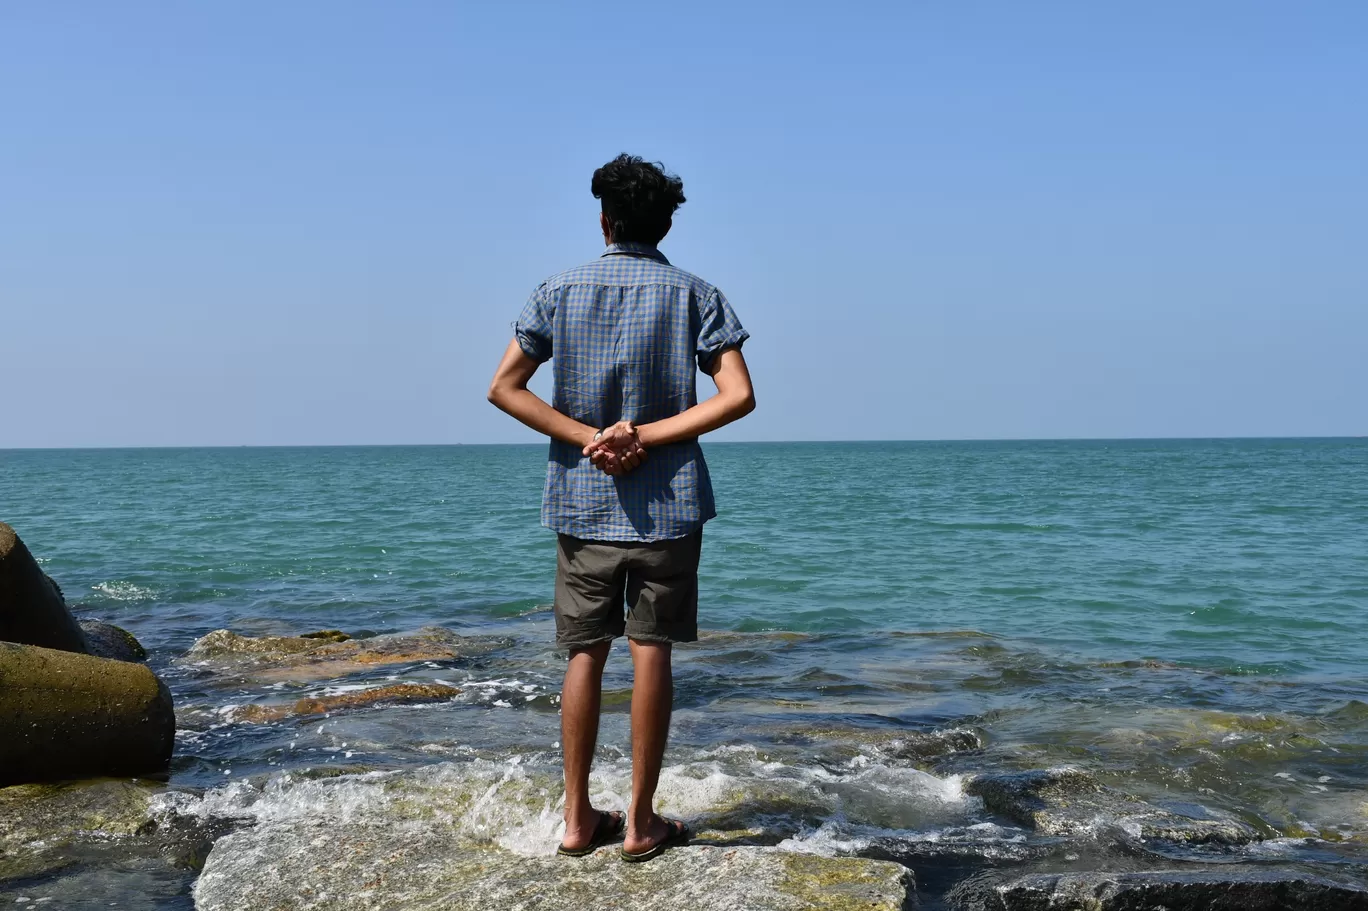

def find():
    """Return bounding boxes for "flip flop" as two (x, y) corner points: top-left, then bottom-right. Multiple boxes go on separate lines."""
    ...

(557, 810), (625, 858)
(620, 816), (690, 863)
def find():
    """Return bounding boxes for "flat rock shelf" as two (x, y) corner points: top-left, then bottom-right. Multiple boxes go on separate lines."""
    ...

(194, 823), (914, 911)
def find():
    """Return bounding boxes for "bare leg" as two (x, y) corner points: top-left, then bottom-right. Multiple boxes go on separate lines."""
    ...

(560, 640), (612, 851)
(623, 639), (675, 853)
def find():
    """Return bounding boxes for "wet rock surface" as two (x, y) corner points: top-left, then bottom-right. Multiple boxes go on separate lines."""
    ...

(195, 822), (913, 911)
(966, 768), (1260, 845)
(946, 867), (1368, 910)
(0, 778), (224, 905)
(180, 626), (506, 684)
(79, 619), (149, 662)
(882, 728), (985, 763)
(0, 779), (157, 851)
(225, 682), (463, 723)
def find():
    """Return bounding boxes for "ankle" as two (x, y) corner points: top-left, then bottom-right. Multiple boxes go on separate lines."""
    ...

(627, 804), (656, 831)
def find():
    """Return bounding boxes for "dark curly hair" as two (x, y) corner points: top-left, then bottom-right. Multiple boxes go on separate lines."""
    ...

(591, 154), (686, 246)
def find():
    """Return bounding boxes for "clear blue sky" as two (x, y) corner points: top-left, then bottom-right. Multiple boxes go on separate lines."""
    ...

(2, 2), (1364, 447)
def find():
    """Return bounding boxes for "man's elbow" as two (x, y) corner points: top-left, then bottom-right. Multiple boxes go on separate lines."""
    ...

(735, 388), (757, 418)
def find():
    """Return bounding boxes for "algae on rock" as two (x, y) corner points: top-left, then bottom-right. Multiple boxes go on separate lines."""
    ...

(180, 627), (507, 684)
(195, 821), (912, 911)
(0, 779), (157, 852)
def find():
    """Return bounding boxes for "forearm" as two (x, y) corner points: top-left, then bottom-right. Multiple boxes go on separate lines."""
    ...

(489, 386), (597, 449)
(637, 388), (755, 448)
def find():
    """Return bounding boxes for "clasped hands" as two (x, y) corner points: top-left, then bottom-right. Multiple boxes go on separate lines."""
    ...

(582, 421), (648, 476)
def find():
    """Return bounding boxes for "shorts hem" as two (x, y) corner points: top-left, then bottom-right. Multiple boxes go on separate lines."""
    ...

(624, 626), (698, 645)
(556, 632), (620, 652)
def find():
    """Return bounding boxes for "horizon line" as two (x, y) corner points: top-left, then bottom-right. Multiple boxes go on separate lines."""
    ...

(2, 434), (1365, 452)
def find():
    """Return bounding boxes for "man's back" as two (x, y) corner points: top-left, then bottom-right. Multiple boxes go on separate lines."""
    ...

(515, 241), (748, 542)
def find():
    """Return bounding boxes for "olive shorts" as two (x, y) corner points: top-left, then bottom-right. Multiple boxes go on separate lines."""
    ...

(553, 532), (702, 650)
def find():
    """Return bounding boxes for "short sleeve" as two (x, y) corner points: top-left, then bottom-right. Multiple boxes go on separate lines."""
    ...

(696, 288), (750, 371)
(514, 283), (555, 363)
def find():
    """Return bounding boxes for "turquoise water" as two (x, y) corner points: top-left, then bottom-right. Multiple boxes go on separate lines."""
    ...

(7, 440), (1367, 674)
(3, 439), (1368, 906)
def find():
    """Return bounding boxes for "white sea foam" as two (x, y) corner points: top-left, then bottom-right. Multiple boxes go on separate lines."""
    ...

(88, 580), (158, 602)
(154, 750), (977, 859)
(776, 818), (871, 856)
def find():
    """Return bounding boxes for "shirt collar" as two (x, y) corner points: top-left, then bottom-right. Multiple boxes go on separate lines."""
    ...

(601, 242), (669, 264)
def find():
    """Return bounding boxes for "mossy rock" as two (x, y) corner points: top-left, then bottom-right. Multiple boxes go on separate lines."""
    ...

(0, 779), (158, 852)
(195, 822), (913, 910)
(79, 620), (149, 662)
(299, 629), (352, 643)
(179, 627), (508, 684)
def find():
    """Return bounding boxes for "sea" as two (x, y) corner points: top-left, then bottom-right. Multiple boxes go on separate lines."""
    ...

(3, 439), (1367, 907)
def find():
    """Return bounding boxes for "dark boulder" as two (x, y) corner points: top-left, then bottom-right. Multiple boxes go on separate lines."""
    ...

(0, 522), (88, 653)
(80, 619), (149, 662)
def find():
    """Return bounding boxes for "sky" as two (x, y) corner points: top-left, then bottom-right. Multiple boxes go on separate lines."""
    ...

(2, 2), (1365, 447)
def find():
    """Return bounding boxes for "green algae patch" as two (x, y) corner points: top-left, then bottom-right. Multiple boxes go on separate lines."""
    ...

(777, 851), (915, 910)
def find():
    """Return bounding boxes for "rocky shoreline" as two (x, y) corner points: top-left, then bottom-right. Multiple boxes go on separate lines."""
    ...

(3, 518), (1367, 908)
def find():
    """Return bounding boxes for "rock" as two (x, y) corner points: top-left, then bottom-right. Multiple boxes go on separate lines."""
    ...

(142, 811), (242, 871)
(0, 522), (88, 653)
(0, 642), (175, 786)
(79, 620), (149, 662)
(883, 728), (984, 762)
(186, 629), (329, 660)
(299, 629), (352, 642)
(179, 626), (505, 684)
(772, 724), (984, 767)
(226, 683), (462, 723)
(195, 822), (913, 911)
(0, 778), (157, 852)
(965, 768), (1259, 845)
(946, 868), (1368, 910)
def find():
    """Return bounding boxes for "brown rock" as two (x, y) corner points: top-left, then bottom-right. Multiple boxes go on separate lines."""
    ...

(180, 627), (501, 684)
(0, 641), (175, 786)
(228, 683), (462, 723)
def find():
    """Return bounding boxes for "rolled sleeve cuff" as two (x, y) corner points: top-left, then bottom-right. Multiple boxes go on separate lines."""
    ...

(514, 323), (552, 363)
(697, 328), (749, 371)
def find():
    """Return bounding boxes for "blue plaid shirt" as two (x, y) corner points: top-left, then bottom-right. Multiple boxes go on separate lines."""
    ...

(515, 242), (750, 542)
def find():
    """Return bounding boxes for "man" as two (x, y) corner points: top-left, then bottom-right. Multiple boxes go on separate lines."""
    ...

(487, 154), (755, 862)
